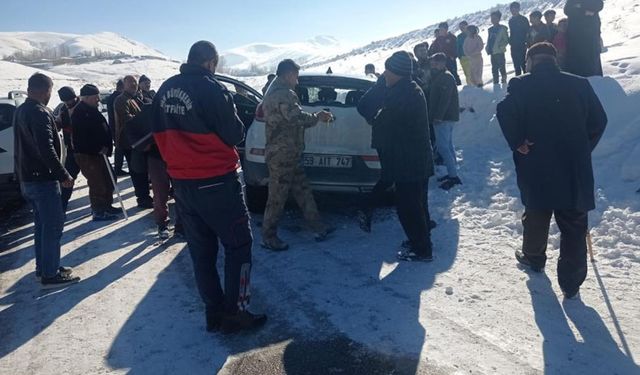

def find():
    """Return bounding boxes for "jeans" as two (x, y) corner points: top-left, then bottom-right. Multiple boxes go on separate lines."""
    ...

(61, 148), (80, 212)
(434, 121), (458, 178)
(174, 172), (253, 314)
(522, 209), (589, 294)
(21, 181), (65, 279)
(511, 45), (527, 76)
(491, 53), (507, 84)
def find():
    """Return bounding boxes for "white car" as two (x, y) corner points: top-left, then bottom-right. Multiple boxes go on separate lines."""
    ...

(0, 91), (27, 203)
(242, 73), (380, 212)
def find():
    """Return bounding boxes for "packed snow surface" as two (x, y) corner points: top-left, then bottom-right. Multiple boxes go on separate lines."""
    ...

(1, 0), (639, 374)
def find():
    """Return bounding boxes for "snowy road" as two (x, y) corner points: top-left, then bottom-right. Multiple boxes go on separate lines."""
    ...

(1, 137), (638, 375)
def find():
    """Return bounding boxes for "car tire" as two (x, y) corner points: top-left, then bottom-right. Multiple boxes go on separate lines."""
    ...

(245, 185), (268, 214)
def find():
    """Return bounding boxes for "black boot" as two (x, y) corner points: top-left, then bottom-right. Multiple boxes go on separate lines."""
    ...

(206, 308), (223, 332)
(515, 251), (544, 272)
(220, 310), (267, 334)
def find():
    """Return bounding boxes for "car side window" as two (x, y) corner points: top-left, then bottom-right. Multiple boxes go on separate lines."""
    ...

(0, 104), (15, 132)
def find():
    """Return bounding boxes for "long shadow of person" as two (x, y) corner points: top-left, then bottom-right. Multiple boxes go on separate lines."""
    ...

(0, 234), (165, 360)
(527, 272), (639, 374)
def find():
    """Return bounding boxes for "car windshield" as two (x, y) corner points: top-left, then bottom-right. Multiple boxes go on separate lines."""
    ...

(296, 78), (372, 108)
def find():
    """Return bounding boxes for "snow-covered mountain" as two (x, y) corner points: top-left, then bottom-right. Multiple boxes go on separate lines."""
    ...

(0, 31), (169, 61)
(220, 35), (348, 75)
(305, 0), (566, 73)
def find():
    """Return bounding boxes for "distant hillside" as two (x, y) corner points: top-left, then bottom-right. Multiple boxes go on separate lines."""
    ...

(0, 31), (169, 62)
(220, 35), (349, 76)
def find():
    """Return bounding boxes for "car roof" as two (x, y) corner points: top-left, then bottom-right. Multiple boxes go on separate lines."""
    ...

(0, 98), (17, 106)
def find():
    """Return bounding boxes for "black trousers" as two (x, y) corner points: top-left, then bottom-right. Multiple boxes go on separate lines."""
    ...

(114, 146), (125, 173)
(511, 46), (527, 76)
(122, 149), (151, 202)
(61, 147), (80, 212)
(491, 53), (507, 83)
(446, 58), (462, 86)
(522, 209), (588, 294)
(396, 180), (432, 257)
(174, 172), (253, 314)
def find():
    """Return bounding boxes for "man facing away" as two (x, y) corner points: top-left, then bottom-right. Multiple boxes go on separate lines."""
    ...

(429, 22), (462, 85)
(72, 84), (119, 221)
(260, 59), (334, 251)
(152, 40), (266, 334)
(508, 2), (531, 76)
(13, 73), (80, 288)
(457, 21), (472, 86)
(107, 79), (126, 176)
(54, 86), (80, 212)
(496, 43), (607, 299)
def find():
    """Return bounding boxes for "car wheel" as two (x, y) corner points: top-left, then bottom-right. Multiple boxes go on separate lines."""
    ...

(245, 185), (268, 214)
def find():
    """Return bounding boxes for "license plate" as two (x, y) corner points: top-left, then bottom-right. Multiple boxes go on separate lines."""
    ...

(303, 155), (353, 168)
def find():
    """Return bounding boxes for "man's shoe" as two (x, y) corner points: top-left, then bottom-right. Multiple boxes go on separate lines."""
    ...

(92, 211), (119, 222)
(36, 266), (73, 280)
(440, 177), (462, 191)
(562, 289), (580, 300)
(515, 251), (544, 272)
(397, 248), (434, 262)
(174, 224), (185, 238)
(158, 224), (170, 240)
(261, 237), (289, 251)
(220, 310), (267, 335)
(106, 206), (123, 215)
(137, 198), (154, 209)
(206, 309), (223, 332)
(314, 226), (336, 242)
(357, 209), (372, 233)
(41, 273), (81, 289)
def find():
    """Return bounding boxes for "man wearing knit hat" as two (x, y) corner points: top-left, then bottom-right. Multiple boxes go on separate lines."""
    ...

(374, 51), (435, 262)
(72, 84), (119, 221)
(497, 42), (607, 299)
(54, 86), (80, 212)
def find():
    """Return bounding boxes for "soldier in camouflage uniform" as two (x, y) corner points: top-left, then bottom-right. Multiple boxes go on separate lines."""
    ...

(261, 59), (334, 251)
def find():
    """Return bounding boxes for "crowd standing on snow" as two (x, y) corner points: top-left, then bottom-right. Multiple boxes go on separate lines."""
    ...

(12, 0), (606, 332)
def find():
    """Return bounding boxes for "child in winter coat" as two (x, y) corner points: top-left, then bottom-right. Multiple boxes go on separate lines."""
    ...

(486, 11), (510, 84)
(463, 25), (485, 87)
(553, 19), (569, 69)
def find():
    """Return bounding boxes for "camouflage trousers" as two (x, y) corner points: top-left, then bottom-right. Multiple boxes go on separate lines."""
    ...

(262, 154), (324, 240)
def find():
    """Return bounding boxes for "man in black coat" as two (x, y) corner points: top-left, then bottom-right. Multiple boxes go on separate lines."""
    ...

(373, 51), (435, 262)
(564, 0), (604, 77)
(509, 2), (531, 76)
(72, 84), (119, 221)
(497, 43), (607, 299)
(106, 79), (125, 175)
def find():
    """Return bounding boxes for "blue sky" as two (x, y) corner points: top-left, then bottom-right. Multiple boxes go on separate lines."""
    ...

(1, 0), (500, 58)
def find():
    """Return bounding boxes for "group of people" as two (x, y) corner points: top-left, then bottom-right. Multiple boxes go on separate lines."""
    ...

(382, 1), (604, 89)
(14, 0), (607, 336)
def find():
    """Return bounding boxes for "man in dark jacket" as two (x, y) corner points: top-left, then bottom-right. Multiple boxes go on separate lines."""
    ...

(509, 2), (531, 76)
(528, 11), (552, 46)
(544, 10), (558, 41)
(54, 86), (80, 212)
(496, 43), (607, 299)
(152, 40), (266, 334)
(429, 53), (462, 191)
(138, 75), (155, 104)
(114, 75), (153, 208)
(376, 51), (435, 262)
(564, 0), (604, 77)
(13, 73), (80, 289)
(72, 84), (118, 221)
(429, 23), (462, 86)
(107, 79), (125, 175)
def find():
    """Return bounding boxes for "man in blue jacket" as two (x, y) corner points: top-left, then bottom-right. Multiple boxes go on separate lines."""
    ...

(497, 43), (607, 299)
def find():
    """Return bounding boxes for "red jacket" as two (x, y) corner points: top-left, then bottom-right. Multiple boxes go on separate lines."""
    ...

(429, 33), (458, 59)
